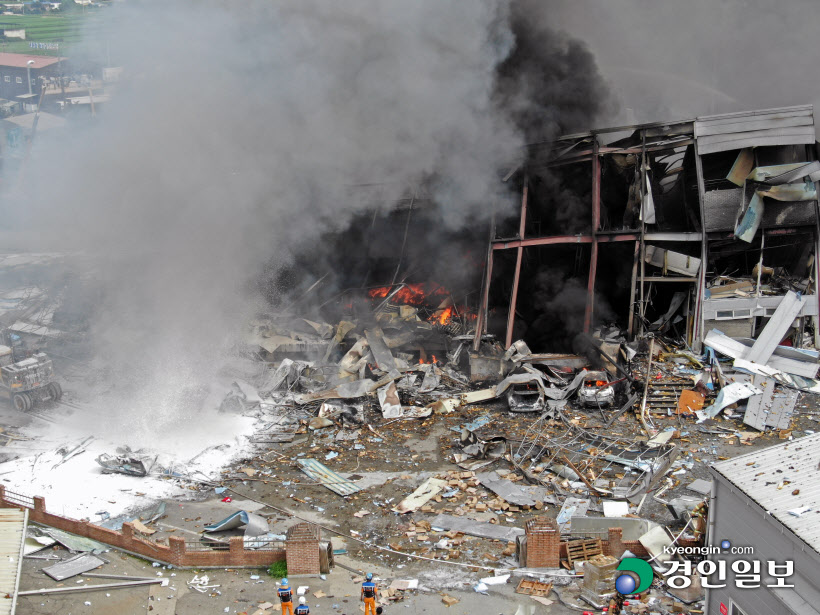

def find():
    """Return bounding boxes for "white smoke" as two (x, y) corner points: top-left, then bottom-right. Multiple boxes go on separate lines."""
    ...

(8, 0), (524, 448)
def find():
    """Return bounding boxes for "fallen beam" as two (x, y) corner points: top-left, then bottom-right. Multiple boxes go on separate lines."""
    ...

(746, 290), (806, 365)
(17, 578), (164, 596)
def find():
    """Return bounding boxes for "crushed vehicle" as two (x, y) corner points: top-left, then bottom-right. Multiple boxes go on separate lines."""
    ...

(96, 453), (149, 477)
(577, 370), (615, 408)
(0, 345), (62, 411)
(505, 380), (545, 412)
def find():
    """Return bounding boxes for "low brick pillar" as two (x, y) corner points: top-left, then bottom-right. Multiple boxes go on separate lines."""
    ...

(33, 496), (46, 513)
(121, 522), (134, 541)
(524, 517), (560, 568)
(286, 523), (321, 575)
(169, 536), (186, 566)
(0, 484), (6, 502)
(230, 536), (244, 555)
(606, 527), (625, 559)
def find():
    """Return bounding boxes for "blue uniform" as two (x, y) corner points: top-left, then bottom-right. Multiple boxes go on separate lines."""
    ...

(278, 585), (293, 602)
(295, 605), (309, 614)
(278, 585), (294, 615)
(362, 580), (377, 615)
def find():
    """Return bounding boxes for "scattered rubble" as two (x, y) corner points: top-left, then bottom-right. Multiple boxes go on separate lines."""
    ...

(5, 106), (820, 614)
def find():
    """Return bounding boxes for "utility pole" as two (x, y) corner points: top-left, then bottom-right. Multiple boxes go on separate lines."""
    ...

(26, 59), (34, 96)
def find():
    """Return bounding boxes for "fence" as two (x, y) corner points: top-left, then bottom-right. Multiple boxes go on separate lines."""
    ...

(0, 485), (287, 568)
(2, 488), (34, 509)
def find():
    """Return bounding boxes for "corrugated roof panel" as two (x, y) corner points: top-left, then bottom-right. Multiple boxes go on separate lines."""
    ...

(0, 508), (28, 615)
(696, 104), (813, 124)
(297, 459), (361, 497)
(695, 115), (813, 137)
(711, 433), (820, 555)
(695, 105), (815, 154)
(697, 127), (815, 154)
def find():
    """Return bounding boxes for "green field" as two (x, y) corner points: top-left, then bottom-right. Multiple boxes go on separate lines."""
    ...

(0, 9), (111, 60)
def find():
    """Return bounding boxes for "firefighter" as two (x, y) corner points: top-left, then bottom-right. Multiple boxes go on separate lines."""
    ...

(361, 572), (378, 615)
(295, 596), (310, 614)
(278, 578), (294, 615)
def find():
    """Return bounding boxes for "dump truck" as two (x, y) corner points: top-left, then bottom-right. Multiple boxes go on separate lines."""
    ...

(0, 345), (62, 411)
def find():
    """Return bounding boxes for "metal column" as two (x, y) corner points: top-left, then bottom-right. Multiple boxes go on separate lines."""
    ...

(583, 139), (601, 334)
(505, 179), (528, 348)
(693, 142), (709, 350)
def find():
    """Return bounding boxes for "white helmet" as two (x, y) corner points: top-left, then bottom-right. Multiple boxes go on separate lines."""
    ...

(299, 596), (306, 604)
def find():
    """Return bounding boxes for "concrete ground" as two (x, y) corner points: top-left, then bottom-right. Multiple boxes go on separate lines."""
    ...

(12, 359), (820, 615)
(17, 548), (578, 614)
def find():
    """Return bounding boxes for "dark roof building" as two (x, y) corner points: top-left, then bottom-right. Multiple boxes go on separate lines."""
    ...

(0, 53), (65, 100)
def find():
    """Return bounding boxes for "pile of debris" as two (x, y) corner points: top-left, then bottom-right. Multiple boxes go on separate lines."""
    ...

(202, 279), (820, 612)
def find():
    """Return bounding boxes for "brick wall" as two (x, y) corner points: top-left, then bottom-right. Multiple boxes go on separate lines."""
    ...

(0, 486), (287, 569)
(560, 528), (698, 560)
(524, 517), (561, 568)
(285, 522), (321, 575)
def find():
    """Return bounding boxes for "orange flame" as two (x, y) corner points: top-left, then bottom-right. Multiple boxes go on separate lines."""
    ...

(367, 283), (447, 306)
(433, 306), (455, 325)
(367, 283), (476, 326)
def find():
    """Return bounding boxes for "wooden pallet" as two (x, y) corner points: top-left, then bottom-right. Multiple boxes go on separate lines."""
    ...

(565, 537), (603, 567)
(515, 578), (553, 597)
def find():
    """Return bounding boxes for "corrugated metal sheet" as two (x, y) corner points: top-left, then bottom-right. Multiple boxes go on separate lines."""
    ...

(297, 459), (361, 496)
(711, 433), (820, 555)
(0, 508), (28, 615)
(695, 105), (815, 154)
(703, 187), (815, 232)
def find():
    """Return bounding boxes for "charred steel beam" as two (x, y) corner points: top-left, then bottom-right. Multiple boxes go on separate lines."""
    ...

(626, 240), (640, 337)
(641, 276), (699, 283)
(583, 243), (598, 332)
(598, 139), (695, 156)
(583, 139), (601, 334)
(644, 232), (703, 241)
(527, 140), (695, 171)
(556, 119), (694, 141)
(505, 179), (528, 349)
(706, 228), (812, 240)
(492, 234), (640, 250)
(473, 214), (496, 352)
(693, 142), (709, 348)
(815, 214), (820, 347)
(813, 140), (820, 347)
(637, 129), (648, 337)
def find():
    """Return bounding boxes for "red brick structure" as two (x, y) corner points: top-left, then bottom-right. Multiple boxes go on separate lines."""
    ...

(524, 517), (561, 568)
(0, 486), (288, 568)
(604, 527), (626, 558)
(558, 527), (699, 560)
(285, 522), (321, 575)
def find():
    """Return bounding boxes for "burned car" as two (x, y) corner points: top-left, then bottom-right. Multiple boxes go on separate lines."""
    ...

(577, 370), (615, 408)
(505, 380), (545, 412)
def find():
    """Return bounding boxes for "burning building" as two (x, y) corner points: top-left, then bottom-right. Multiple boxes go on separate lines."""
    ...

(283, 104), (820, 361)
(476, 104), (820, 353)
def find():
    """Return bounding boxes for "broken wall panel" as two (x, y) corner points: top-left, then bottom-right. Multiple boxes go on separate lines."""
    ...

(703, 189), (816, 232)
(644, 246), (701, 277)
